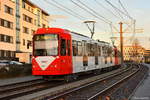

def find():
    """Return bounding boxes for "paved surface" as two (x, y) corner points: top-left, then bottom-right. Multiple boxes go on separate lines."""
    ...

(131, 64), (150, 100)
(0, 76), (41, 86)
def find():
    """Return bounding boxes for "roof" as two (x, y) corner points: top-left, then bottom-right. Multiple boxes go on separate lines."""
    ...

(27, 0), (49, 16)
(35, 28), (69, 34)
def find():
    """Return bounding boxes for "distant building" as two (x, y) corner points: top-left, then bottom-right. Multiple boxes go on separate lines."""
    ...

(118, 46), (145, 63)
(0, 0), (49, 63)
(144, 50), (150, 63)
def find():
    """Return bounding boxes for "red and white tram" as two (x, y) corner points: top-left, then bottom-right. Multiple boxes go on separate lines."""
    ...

(32, 28), (120, 80)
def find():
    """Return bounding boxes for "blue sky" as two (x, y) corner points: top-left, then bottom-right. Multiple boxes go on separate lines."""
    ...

(31, 0), (150, 48)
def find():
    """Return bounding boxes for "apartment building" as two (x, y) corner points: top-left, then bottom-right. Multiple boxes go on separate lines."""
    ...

(0, 0), (49, 63)
(123, 46), (145, 63)
(144, 50), (150, 63)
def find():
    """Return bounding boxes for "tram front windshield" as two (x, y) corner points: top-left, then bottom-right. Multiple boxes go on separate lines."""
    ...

(34, 34), (58, 56)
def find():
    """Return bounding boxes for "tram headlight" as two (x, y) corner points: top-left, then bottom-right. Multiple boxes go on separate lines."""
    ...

(32, 65), (36, 68)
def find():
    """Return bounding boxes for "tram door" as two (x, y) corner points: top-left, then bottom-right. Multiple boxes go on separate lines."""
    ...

(60, 37), (72, 74)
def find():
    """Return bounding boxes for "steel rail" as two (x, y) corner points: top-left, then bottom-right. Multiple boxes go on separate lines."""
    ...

(87, 65), (140, 100)
(0, 79), (44, 93)
(46, 65), (133, 100)
(0, 80), (64, 99)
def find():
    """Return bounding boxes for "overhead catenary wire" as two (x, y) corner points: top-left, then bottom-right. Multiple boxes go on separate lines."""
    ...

(43, 0), (109, 36)
(51, 0), (88, 20)
(44, 0), (84, 21)
(45, 0), (134, 44)
(78, 0), (112, 24)
(105, 0), (133, 20)
(94, 0), (121, 20)
(118, 0), (131, 19)
(70, 0), (111, 24)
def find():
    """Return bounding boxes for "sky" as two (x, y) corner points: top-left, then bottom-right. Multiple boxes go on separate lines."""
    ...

(30, 0), (150, 49)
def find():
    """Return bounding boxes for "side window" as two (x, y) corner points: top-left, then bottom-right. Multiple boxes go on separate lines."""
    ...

(78, 41), (82, 56)
(67, 40), (71, 56)
(99, 46), (101, 56)
(72, 40), (78, 56)
(61, 39), (66, 56)
(91, 44), (94, 56)
(87, 43), (90, 56)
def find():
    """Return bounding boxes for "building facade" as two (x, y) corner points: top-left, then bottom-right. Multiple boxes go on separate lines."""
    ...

(144, 50), (150, 63)
(123, 46), (145, 63)
(0, 0), (49, 63)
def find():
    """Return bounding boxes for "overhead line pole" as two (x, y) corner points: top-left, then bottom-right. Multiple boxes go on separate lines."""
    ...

(119, 22), (124, 65)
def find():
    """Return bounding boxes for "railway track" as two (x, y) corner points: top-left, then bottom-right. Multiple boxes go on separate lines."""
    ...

(0, 79), (64, 100)
(0, 64), (132, 100)
(45, 64), (139, 100)
(88, 65), (140, 100)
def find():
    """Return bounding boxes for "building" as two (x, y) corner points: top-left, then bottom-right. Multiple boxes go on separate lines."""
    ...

(0, 0), (49, 63)
(144, 50), (150, 63)
(123, 46), (145, 63)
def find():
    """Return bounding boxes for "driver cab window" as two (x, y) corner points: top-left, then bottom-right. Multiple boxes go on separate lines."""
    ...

(61, 39), (66, 56)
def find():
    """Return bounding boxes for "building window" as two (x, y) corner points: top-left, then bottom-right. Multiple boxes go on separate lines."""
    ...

(0, 50), (15, 58)
(0, 34), (13, 43)
(27, 40), (32, 49)
(23, 39), (25, 46)
(34, 19), (37, 26)
(37, 10), (40, 27)
(0, 18), (13, 29)
(4, 5), (13, 15)
(22, 0), (25, 8)
(23, 14), (33, 24)
(23, 26), (29, 34)
(1, 50), (4, 57)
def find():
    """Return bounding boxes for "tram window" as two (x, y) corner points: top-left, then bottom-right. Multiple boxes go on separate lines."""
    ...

(91, 44), (94, 56)
(94, 44), (98, 56)
(99, 46), (101, 56)
(78, 41), (82, 56)
(67, 40), (71, 56)
(60, 39), (66, 56)
(73, 40), (78, 56)
(87, 43), (90, 56)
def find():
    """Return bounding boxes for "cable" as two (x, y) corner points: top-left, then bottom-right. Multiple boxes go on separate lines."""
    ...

(94, 0), (121, 20)
(70, 0), (111, 24)
(78, 0), (112, 23)
(44, 0), (84, 21)
(105, 0), (133, 20)
(51, 0), (88, 20)
(118, 0), (131, 19)
(44, 0), (109, 37)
